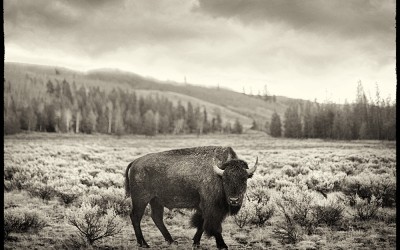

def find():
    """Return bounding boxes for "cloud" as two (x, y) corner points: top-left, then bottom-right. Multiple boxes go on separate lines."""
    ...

(4, 0), (396, 102)
(195, 0), (396, 42)
(4, 0), (221, 56)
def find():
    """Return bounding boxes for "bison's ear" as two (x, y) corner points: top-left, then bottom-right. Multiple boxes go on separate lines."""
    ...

(246, 156), (258, 178)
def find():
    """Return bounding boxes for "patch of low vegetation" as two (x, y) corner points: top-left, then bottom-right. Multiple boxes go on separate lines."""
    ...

(3, 134), (396, 249)
(4, 207), (48, 240)
(66, 200), (124, 245)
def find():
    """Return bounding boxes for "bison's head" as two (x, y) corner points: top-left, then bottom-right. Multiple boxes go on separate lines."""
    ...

(213, 157), (258, 214)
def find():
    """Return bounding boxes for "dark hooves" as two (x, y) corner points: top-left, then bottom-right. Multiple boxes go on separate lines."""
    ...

(138, 244), (150, 248)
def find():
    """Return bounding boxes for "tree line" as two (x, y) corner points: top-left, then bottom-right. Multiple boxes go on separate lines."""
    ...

(269, 82), (396, 140)
(4, 78), (244, 135)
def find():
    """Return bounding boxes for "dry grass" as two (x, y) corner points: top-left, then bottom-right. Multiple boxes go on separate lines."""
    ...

(4, 132), (396, 249)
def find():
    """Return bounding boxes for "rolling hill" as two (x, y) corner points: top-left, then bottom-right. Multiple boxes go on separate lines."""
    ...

(4, 62), (302, 129)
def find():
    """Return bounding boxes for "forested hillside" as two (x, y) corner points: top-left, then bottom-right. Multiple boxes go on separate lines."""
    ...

(269, 82), (396, 140)
(4, 62), (286, 126)
(3, 74), (246, 136)
(4, 62), (396, 140)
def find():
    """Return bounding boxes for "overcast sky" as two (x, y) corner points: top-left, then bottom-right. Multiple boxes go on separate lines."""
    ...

(4, 0), (396, 103)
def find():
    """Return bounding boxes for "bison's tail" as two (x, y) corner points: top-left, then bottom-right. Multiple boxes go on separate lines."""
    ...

(125, 162), (133, 198)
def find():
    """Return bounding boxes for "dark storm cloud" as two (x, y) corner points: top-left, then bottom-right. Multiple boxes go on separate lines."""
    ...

(4, 0), (210, 56)
(195, 0), (396, 41)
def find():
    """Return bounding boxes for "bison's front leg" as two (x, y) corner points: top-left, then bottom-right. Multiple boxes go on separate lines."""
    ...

(202, 216), (228, 249)
(214, 233), (228, 250)
(190, 211), (204, 248)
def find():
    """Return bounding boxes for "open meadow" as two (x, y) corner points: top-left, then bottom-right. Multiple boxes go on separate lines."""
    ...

(4, 133), (396, 249)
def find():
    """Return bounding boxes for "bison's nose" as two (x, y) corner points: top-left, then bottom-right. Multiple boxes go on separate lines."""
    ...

(229, 197), (240, 205)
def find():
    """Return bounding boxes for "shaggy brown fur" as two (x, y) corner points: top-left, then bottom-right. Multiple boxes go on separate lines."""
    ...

(124, 146), (254, 249)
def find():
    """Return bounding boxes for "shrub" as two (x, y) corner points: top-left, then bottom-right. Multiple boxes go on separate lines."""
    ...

(67, 200), (123, 245)
(298, 166), (311, 175)
(55, 184), (85, 205)
(343, 174), (396, 208)
(314, 200), (344, 227)
(85, 187), (131, 217)
(4, 207), (47, 239)
(377, 208), (396, 224)
(273, 201), (302, 244)
(234, 202), (254, 228)
(274, 186), (319, 244)
(281, 165), (297, 177)
(4, 165), (21, 181)
(26, 182), (56, 201)
(275, 179), (295, 191)
(342, 175), (373, 206)
(8, 171), (32, 191)
(371, 174), (396, 208)
(92, 172), (124, 189)
(247, 186), (274, 226)
(60, 236), (89, 249)
(354, 195), (380, 221)
(79, 173), (94, 187)
(305, 171), (345, 196)
(4, 180), (13, 192)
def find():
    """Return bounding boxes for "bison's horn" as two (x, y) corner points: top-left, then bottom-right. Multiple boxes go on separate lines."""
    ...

(213, 160), (224, 176)
(246, 156), (258, 176)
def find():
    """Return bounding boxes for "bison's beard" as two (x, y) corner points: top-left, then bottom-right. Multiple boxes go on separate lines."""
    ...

(228, 204), (242, 215)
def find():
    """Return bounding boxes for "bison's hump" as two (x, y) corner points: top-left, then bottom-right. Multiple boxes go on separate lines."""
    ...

(162, 146), (229, 156)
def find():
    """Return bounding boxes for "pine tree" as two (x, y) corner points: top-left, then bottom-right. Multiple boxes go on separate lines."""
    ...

(20, 106), (37, 131)
(159, 114), (170, 134)
(232, 119), (243, 134)
(353, 81), (369, 139)
(43, 103), (57, 132)
(132, 113), (142, 134)
(177, 101), (186, 120)
(61, 80), (72, 103)
(97, 107), (109, 134)
(332, 110), (343, 139)
(46, 80), (54, 94)
(341, 101), (353, 140)
(302, 102), (314, 138)
(186, 102), (196, 133)
(194, 106), (203, 136)
(154, 111), (160, 134)
(202, 108), (210, 133)
(106, 101), (113, 134)
(269, 112), (282, 137)
(215, 111), (222, 133)
(283, 105), (302, 138)
(143, 110), (156, 136)
(113, 103), (125, 135)
(251, 120), (258, 130)
(4, 108), (21, 134)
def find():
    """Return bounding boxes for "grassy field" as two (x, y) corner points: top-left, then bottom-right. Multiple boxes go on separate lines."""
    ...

(4, 133), (396, 249)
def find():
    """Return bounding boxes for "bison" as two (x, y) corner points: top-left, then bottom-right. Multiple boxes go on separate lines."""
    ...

(125, 146), (258, 249)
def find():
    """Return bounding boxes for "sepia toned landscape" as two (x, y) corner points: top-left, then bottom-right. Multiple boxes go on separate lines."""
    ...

(4, 0), (396, 249)
(4, 133), (396, 249)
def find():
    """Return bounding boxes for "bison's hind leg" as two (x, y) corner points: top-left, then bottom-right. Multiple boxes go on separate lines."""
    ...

(149, 198), (175, 244)
(130, 201), (150, 248)
(190, 210), (204, 247)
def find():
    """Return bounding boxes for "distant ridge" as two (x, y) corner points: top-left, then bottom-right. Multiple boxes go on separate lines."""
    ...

(4, 62), (304, 128)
